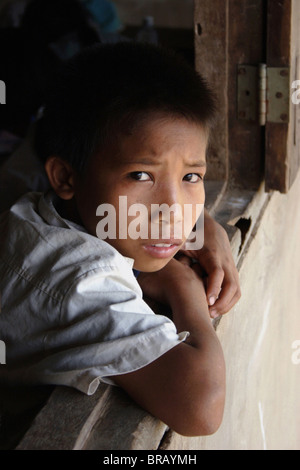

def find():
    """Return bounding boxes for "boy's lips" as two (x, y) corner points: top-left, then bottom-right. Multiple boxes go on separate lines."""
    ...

(143, 240), (183, 259)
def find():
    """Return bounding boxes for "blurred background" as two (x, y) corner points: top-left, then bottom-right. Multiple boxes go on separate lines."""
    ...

(0, 0), (194, 153)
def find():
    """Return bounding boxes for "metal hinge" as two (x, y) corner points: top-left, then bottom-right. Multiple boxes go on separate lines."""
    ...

(237, 64), (290, 126)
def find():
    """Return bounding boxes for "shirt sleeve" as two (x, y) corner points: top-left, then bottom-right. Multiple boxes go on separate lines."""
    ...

(32, 264), (189, 395)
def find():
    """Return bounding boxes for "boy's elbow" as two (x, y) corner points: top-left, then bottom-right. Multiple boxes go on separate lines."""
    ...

(171, 382), (225, 437)
(194, 387), (225, 436)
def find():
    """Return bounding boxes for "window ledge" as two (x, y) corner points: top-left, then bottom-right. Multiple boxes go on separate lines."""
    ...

(14, 384), (168, 450)
(205, 180), (272, 267)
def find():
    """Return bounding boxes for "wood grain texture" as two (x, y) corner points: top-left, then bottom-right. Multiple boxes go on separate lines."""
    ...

(227, 0), (265, 190)
(194, 0), (265, 190)
(194, 0), (229, 182)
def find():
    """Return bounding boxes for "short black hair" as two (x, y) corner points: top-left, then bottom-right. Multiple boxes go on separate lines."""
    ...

(35, 41), (216, 173)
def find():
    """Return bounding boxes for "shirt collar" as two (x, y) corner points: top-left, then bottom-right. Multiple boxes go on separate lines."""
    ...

(38, 189), (88, 233)
(38, 190), (135, 269)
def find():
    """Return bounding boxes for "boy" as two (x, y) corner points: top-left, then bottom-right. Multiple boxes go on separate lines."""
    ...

(0, 42), (227, 437)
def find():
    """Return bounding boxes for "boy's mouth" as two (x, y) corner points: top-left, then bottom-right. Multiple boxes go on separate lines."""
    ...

(150, 243), (174, 247)
(143, 240), (183, 259)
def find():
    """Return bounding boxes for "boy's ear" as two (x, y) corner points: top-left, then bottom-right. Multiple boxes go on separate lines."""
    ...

(45, 156), (76, 200)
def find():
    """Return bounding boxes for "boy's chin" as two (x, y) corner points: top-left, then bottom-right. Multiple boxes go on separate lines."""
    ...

(134, 258), (172, 273)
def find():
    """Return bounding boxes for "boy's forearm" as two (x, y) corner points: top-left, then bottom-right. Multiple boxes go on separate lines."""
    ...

(165, 280), (226, 434)
(114, 276), (225, 436)
(168, 280), (217, 346)
(168, 279), (225, 388)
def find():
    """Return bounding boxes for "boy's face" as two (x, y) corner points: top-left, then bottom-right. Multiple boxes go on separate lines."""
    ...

(73, 117), (207, 272)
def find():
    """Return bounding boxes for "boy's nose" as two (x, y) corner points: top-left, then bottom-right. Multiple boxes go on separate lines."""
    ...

(157, 181), (183, 206)
(150, 185), (184, 230)
(151, 202), (183, 223)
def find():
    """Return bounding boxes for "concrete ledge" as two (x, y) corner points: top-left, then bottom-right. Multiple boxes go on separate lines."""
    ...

(16, 384), (167, 450)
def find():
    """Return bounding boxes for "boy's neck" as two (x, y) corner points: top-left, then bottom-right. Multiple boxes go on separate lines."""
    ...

(57, 198), (83, 227)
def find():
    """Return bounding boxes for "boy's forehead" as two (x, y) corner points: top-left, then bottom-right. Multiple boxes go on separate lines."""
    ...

(114, 117), (208, 162)
(89, 116), (208, 172)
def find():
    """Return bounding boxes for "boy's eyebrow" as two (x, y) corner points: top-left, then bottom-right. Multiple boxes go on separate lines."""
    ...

(120, 159), (207, 167)
(185, 160), (207, 168)
(120, 159), (161, 166)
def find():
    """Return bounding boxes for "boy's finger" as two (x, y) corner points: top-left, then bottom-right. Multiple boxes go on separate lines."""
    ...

(209, 280), (241, 317)
(206, 266), (224, 307)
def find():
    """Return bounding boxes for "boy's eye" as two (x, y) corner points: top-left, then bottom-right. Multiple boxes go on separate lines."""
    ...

(183, 173), (203, 183)
(129, 171), (151, 181)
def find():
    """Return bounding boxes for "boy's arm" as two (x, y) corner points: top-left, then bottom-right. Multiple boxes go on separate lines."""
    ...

(112, 259), (226, 437)
(182, 209), (241, 318)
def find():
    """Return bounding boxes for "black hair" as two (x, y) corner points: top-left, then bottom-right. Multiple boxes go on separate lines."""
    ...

(35, 41), (216, 172)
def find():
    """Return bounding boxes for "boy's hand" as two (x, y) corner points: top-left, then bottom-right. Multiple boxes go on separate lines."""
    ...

(138, 257), (206, 310)
(182, 209), (241, 318)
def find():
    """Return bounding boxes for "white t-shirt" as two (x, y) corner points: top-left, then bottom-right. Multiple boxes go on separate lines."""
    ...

(0, 191), (188, 394)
